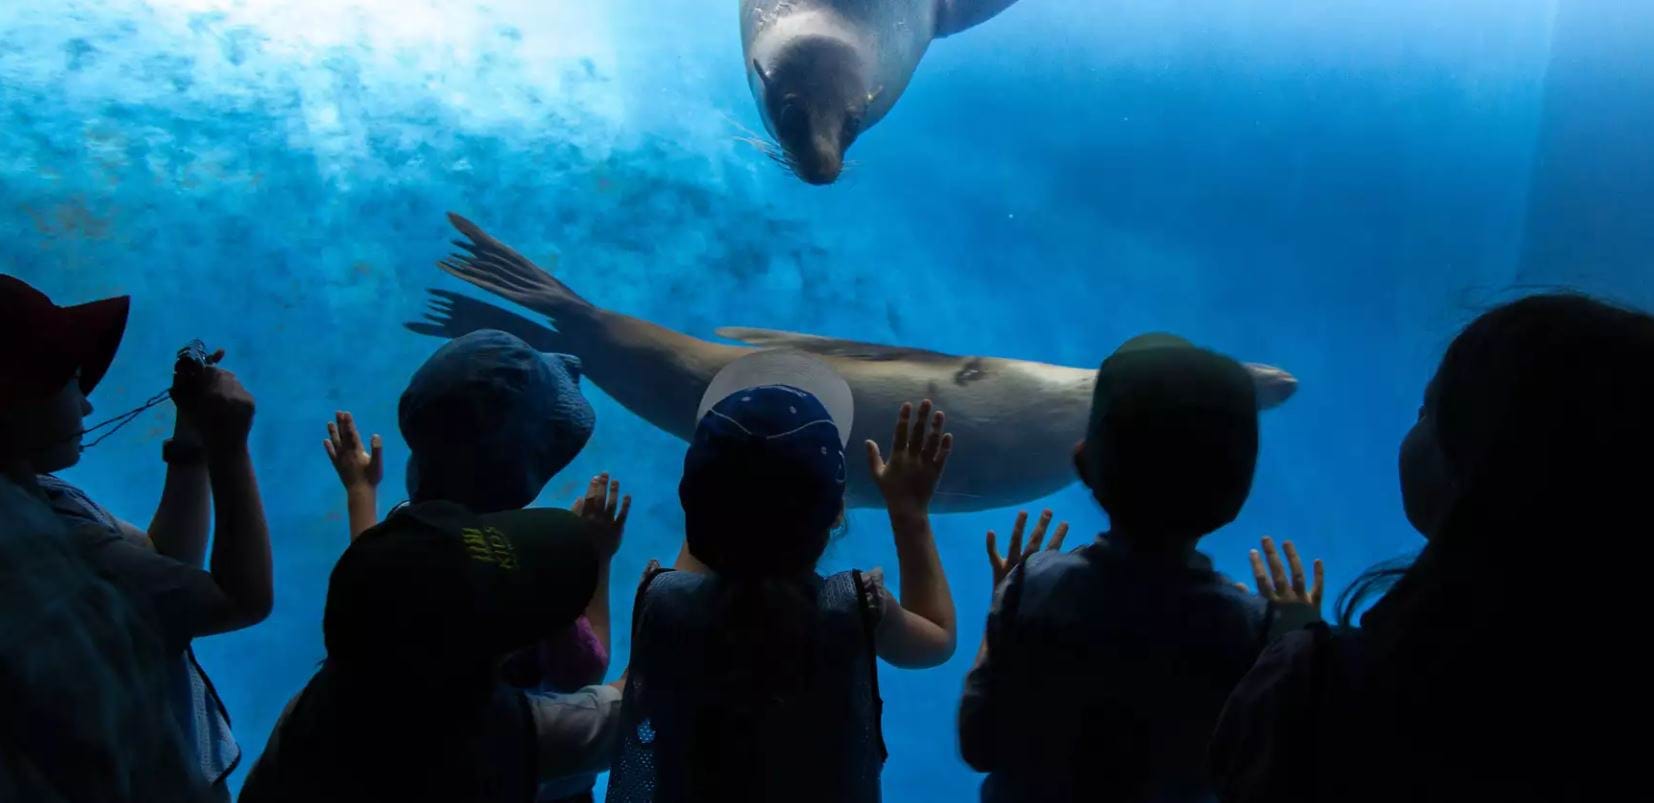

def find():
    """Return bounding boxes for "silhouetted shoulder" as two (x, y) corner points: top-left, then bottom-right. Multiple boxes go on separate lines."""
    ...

(1209, 626), (1328, 803)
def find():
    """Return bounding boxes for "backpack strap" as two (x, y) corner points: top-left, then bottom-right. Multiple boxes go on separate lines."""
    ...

(849, 569), (889, 763)
(630, 561), (673, 642)
(506, 686), (539, 803)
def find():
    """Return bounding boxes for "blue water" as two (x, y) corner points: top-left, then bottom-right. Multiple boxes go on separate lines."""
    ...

(3, 1), (1650, 800)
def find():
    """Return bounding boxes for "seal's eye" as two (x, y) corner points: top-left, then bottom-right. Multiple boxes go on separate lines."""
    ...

(842, 114), (864, 140)
(777, 100), (805, 134)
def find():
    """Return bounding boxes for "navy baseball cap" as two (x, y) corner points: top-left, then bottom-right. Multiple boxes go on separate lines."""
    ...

(323, 501), (600, 676)
(399, 329), (594, 513)
(681, 351), (851, 575)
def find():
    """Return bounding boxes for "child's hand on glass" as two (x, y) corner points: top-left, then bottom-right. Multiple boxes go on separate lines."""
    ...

(323, 411), (382, 493)
(987, 509), (1069, 590)
(1239, 535), (1324, 612)
(866, 399), (954, 519)
(573, 472), (631, 559)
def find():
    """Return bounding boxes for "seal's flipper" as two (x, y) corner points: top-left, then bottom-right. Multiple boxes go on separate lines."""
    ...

(715, 327), (960, 364)
(439, 212), (596, 318)
(934, 0), (1024, 37)
(405, 290), (563, 354)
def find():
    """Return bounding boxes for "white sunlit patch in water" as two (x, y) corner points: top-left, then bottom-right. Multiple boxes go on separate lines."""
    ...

(0, 0), (628, 185)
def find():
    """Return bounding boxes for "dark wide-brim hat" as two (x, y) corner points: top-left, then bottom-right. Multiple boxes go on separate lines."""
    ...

(0, 275), (130, 408)
(1083, 333), (1260, 536)
(323, 501), (600, 676)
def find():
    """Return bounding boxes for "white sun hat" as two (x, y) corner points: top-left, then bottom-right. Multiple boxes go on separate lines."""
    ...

(695, 349), (855, 448)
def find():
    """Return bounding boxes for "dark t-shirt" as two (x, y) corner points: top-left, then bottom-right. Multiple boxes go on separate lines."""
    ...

(35, 474), (242, 789)
(37, 474), (225, 653)
(1208, 586), (1624, 803)
(0, 476), (207, 802)
(959, 536), (1275, 803)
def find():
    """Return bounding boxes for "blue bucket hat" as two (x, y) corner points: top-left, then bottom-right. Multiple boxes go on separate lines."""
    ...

(399, 330), (594, 513)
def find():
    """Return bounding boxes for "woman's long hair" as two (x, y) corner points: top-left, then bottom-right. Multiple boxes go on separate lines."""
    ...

(1333, 553), (1416, 629)
(677, 438), (844, 798)
(1338, 293), (1654, 789)
(1347, 294), (1654, 629)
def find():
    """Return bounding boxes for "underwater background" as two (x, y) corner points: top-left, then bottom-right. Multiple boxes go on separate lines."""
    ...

(3, 0), (1650, 799)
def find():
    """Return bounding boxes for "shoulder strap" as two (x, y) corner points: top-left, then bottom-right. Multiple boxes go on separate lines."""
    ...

(849, 569), (889, 763)
(630, 563), (674, 642)
(511, 688), (539, 803)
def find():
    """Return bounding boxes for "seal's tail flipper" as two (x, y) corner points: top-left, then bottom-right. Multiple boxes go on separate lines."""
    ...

(934, 0), (1024, 37)
(1244, 362), (1300, 411)
(405, 290), (563, 353)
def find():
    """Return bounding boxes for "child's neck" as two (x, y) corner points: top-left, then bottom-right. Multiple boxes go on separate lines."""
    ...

(1105, 527), (1200, 559)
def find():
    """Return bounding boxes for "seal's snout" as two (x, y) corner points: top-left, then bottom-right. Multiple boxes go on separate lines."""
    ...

(800, 147), (843, 185)
(793, 130), (845, 184)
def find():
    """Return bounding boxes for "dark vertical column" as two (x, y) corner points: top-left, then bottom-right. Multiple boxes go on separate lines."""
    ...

(1518, 0), (1654, 305)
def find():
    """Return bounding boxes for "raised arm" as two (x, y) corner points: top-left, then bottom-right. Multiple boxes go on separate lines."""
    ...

(865, 400), (958, 668)
(323, 411), (384, 541)
(144, 419), (211, 566)
(572, 472), (631, 657)
(173, 356), (273, 634)
(960, 509), (1069, 769)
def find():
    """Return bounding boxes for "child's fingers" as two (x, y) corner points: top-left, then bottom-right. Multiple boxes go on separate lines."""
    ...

(369, 434), (383, 467)
(1249, 549), (1270, 597)
(1047, 522), (1070, 552)
(921, 410), (946, 461)
(323, 439), (338, 459)
(933, 432), (954, 468)
(1311, 559), (1325, 604)
(986, 530), (1000, 563)
(908, 400), (934, 455)
(864, 440), (885, 476)
(1283, 541), (1307, 597)
(1007, 511), (1027, 560)
(339, 412), (359, 451)
(616, 495), (633, 529)
(890, 403), (913, 454)
(1026, 510), (1054, 553)
(1261, 536), (1288, 593)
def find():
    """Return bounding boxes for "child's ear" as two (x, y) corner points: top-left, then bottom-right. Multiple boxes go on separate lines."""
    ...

(1072, 441), (1091, 487)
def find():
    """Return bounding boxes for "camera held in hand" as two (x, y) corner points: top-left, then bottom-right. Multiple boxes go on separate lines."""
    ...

(172, 339), (213, 399)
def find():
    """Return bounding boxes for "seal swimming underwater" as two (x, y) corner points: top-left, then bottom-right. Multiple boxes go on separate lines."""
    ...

(407, 213), (1298, 513)
(743, 0), (1027, 184)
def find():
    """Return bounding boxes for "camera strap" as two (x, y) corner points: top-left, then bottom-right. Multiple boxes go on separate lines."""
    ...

(78, 388), (174, 452)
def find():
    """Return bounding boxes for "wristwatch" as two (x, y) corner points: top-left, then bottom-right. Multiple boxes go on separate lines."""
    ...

(162, 438), (207, 466)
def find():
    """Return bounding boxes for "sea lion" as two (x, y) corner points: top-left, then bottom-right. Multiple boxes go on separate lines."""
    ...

(743, 0), (1026, 184)
(407, 213), (1299, 513)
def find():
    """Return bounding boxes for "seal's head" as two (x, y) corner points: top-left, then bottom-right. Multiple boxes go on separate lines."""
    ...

(754, 37), (875, 185)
